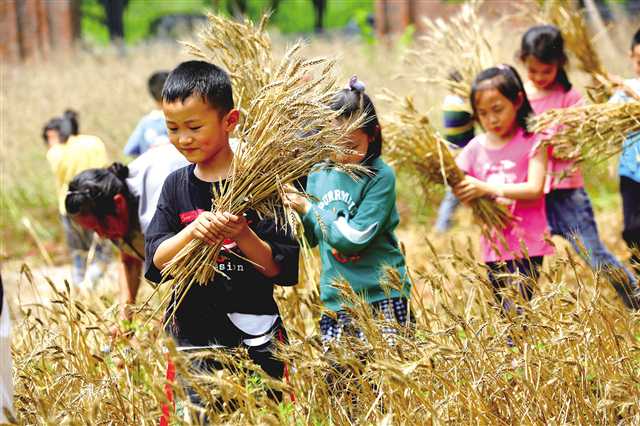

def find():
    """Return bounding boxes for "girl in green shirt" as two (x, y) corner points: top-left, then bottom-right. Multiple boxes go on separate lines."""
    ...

(287, 77), (412, 346)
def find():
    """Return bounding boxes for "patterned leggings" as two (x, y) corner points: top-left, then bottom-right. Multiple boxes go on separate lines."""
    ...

(319, 297), (411, 346)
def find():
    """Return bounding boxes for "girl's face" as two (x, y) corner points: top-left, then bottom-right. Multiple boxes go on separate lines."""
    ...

(73, 194), (130, 240)
(474, 88), (522, 140)
(337, 128), (369, 164)
(46, 129), (61, 148)
(524, 56), (559, 90)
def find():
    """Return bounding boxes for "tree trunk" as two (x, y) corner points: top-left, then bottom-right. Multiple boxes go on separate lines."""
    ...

(312, 0), (326, 33)
(0, 1), (21, 62)
(102, 0), (126, 41)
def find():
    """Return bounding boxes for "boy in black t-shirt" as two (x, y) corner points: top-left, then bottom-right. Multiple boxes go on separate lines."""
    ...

(144, 61), (299, 409)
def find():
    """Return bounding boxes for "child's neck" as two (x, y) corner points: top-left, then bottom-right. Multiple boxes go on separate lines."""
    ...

(194, 143), (234, 182)
(526, 80), (556, 99)
(486, 125), (519, 147)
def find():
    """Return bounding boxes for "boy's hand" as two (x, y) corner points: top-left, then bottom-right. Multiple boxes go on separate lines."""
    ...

(189, 211), (224, 245)
(453, 176), (490, 203)
(283, 187), (310, 214)
(209, 212), (250, 241)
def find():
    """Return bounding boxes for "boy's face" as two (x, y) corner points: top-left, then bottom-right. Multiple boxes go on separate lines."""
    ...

(163, 95), (238, 164)
(631, 44), (640, 76)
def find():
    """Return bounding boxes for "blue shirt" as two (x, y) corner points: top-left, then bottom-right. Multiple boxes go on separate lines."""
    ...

(610, 79), (640, 183)
(123, 110), (169, 157)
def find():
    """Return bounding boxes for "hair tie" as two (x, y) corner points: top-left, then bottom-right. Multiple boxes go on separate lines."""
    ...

(348, 75), (366, 93)
(497, 64), (510, 72)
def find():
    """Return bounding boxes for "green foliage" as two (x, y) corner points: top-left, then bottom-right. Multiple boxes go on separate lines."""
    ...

(81, 0), (212, 45)
(80, 0), (374, 45)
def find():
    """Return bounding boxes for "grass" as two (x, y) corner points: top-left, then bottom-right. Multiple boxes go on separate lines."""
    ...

(3, 5), (640, 424)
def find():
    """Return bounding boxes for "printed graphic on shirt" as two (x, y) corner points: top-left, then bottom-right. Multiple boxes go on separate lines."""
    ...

(318, 189), (356, 211)
(483, 160), (517, 206)
(317, 189), (377, 264)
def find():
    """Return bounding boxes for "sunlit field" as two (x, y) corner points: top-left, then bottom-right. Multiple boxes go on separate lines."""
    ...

(3, 5), (640, 424)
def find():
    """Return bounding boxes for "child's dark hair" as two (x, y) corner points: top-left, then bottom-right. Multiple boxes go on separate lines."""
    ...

(148, 71), (169, 102)
(470, 65), (534, 133)
(63, 109), (79, 135)
(330, 76), (382, 166)
(66, 163), (134, 220)
(41, 109), (78, 145)
(632, 27), (640, 51)
(162, 60), (234, 114)
(519, 25), (572, 92)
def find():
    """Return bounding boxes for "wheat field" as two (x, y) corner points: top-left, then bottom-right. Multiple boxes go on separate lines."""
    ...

(2, 7), (640, 425)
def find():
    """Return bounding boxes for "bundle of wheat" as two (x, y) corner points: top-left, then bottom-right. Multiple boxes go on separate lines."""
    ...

(383, 97), (513, 233)
(161, 41), (364, 315)
(407, 0), (495, 101)
(532, 0), (613, 102)
(182, 13), (273, 129)
(530, 101), (640, 163)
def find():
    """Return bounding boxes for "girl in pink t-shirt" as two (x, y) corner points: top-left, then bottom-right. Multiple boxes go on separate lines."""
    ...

(453, 65), (553, 316)
(519, 25), (639, 309)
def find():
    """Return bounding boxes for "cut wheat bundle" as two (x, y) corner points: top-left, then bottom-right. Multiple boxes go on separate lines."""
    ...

(182, 13), (273, 129)
(529, 101), (640, 163)
(406, 0), (495, 101)
(531, 0), (613, 102)
(161, 45), (364, 311)
(383, 96), (513, 233)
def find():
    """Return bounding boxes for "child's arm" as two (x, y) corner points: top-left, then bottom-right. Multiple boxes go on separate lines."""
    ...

(284, 190), (319, 248)
(454, 146), (547, 202)
(296, 169), (397, 256)
(117, 253), (142, 325)
(208, 212), (282, 278)
(152, 211), (281, 277)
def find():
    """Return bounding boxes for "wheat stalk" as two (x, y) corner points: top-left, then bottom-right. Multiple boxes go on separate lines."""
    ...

(531, 0), (613, 102)
(182, 13), (273, 130)
(406, 0), (495, 101)
(530, 101), (640, 163)
(383, 96), (513, 235)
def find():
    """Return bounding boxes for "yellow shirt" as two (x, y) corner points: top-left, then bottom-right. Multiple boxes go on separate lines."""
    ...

(47, 135), (109, 214)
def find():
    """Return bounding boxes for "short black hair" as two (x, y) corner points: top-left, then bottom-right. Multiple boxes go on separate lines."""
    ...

(470, 65), (534, 133)
(148, 71), (169, 102)
(519, 25), (572, 92)
(632, 28), (640, 51)
(162, 60), (234, 114)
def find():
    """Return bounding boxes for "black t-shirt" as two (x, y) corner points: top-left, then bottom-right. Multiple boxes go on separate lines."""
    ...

(144, 164), (299, 346)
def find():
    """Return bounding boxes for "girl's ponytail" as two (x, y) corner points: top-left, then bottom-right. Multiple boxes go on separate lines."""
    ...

(107, 162), (130, 181)
(63, 109), (79, 135)
(65, 163), (132, 218)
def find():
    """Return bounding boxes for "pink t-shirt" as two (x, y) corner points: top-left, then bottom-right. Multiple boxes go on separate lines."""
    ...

(529, 85), (584, 191)
(456, 128), (554, 262)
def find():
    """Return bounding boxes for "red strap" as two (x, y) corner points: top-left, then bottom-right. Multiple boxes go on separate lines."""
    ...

(159, 357), (176, 426)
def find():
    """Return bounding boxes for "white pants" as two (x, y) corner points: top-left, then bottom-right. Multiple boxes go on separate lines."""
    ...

(0, 297), (14, 423)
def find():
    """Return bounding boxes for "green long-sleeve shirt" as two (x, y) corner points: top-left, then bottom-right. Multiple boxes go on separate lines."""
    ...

(302, 158), (411, 312)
